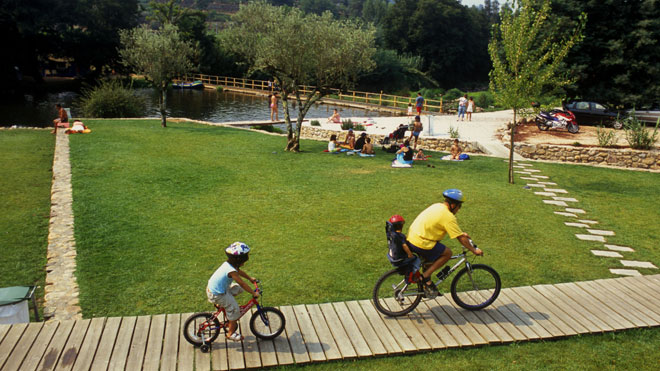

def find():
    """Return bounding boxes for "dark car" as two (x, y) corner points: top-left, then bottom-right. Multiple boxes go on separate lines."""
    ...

(562, 101), (626, 129)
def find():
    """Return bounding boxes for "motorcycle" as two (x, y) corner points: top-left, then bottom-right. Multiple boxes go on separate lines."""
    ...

(535, 109), (579, 133)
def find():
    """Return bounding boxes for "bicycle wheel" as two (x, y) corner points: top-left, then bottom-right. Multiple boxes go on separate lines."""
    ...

(372, 268), (423, 317)
(250, 307), (285, 340)
(450, 264), (501, 310)
(183, 312), (222, 346)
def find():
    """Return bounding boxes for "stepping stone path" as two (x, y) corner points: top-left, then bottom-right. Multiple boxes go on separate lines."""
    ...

(514, 160), (657, 277)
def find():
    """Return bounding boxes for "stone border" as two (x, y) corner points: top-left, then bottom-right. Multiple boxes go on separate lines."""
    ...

(43, 129), (82, 321)
(513, 143), (660, 170)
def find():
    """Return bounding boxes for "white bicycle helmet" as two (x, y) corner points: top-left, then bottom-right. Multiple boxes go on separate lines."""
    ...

(225, 242), (250, 266)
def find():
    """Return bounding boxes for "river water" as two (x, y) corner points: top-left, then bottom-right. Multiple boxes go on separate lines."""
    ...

(2, 88), (391, 128)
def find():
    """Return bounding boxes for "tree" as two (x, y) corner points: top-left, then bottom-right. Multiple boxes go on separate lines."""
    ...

(488, 0), (584, 183)
(119, 24), (196, 127)
(223, 1), (376, 152)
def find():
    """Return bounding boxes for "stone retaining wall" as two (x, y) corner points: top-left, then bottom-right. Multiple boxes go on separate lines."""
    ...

(512, 143), (660, 170)
(301, 126), (484, 154)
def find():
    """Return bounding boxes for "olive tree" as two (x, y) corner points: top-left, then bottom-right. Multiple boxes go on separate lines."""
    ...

(488, 0), (584, 183)
(119, 24), (195, 127)
(223, 1), (376, 152)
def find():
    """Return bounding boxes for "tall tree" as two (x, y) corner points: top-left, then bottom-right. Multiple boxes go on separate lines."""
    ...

(119, 24), (196, 127)
(223, 1), (376, 152)
(489, 0), (584, 183)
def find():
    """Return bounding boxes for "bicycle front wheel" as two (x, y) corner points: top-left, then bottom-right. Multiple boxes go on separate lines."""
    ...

(250, 307), (285, 340)
(183, 312), (222, 346)
(450, 264), (501, 310)
(372, 269), (423, 317)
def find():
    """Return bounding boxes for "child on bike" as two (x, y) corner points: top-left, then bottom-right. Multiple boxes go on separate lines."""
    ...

(386, 215), (421, 282)
(206, 242), (259, 342)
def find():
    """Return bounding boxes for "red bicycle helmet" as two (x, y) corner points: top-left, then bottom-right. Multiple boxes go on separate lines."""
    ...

(388, 214), (405, 224)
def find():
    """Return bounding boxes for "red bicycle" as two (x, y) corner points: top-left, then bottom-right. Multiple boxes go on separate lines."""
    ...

(182, 280), (285, 352)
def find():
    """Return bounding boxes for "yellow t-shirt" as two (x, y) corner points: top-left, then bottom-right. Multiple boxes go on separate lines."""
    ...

(407, 203), (463, 249)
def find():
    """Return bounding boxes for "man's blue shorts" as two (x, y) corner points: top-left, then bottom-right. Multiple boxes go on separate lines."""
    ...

(406, 240), (447, 262)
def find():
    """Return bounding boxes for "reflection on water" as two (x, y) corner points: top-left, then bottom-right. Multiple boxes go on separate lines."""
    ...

(2, 88), (392, 127)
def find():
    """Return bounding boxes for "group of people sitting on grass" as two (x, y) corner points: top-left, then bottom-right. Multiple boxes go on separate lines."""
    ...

(327, 129), (376, 156)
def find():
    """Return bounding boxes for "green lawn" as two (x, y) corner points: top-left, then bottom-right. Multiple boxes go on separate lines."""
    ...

(67, 120), (660, 318)
(0, 129), (54, 318)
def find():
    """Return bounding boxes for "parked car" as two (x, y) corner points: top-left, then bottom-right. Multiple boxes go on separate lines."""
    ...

(629, 104), (660, 125)
(562, 101), (626, 129)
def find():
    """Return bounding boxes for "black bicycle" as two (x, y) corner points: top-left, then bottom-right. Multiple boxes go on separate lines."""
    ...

(372, 240), (501, 317)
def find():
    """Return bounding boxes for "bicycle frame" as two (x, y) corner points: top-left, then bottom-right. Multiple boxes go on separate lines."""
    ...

(396, 247), (471, 299)
(199, 283), (263, 334)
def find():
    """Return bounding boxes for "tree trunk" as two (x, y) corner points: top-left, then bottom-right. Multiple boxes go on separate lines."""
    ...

(160, 85), (167, 128)
(508, 110), (516, 184)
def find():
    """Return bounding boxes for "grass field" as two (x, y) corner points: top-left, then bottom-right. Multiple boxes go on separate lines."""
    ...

(0, 129), (54, 318)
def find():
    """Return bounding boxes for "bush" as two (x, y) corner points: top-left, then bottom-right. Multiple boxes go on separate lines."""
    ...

(419, 88), (445, 100)
(252, 124), (284, 134)
(311, 120), (320, 126)
(474, 92), (494, 108)
(77, 80), (146, 118)
(341, 119), (354, 130)
(624, 111), (659, 150)
(216, 86), (223, 92)
(443, 88), (464, 102)
(596, 125), (618, 147)
(449, 125), (460, 138)
(354, 123), (366, 131)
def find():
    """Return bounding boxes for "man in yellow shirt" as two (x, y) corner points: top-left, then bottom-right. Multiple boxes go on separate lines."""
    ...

(407, 189), (482, 296)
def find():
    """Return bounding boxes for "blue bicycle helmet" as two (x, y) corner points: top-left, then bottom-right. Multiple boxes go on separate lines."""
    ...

(443, 189), (465, 203)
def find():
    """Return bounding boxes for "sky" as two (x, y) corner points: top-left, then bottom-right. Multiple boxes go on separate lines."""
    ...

(461, 0), (486, 7)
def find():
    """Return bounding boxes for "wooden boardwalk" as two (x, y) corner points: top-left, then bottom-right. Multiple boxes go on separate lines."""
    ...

(1, 274), (659, 370)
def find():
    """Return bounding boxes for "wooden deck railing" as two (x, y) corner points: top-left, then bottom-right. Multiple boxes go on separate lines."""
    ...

(180, 74), (445, 113)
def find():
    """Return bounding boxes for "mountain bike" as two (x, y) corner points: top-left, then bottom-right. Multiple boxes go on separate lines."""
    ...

(372, 240), (501, 317)
(183, 280), (285, 352)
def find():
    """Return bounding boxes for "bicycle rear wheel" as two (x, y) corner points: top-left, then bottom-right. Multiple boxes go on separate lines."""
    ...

(183, 312), (222, 346)
(250, 307), (285, 340)
(450, 264), (501, 310)
(372, 269), (423, 317)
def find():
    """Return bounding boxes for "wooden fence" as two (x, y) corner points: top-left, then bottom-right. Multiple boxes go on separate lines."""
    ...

(180, 74), (445, 113)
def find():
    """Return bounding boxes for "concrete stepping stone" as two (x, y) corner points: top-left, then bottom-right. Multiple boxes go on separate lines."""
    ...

(565, 222), (590, 228)
(537, 182), (558, 185)
(515, 171), (532, 175)
(587, 229), (615, 236)
(545, 188), (568, 193)
(565, 208), (586, 214)
(527, 184), (546, 188)
(591, 250), (623, 258)
(520, 177), (538, 180)
(517, 163), (534, 167)
(544, 200), (569, 206)
(513, 165), (528, 168)
(553, 197), (578, 202)
(576, 234), (606, 242)
(535, 192), (556, 196)
(578, 219), (598, 224)
(530, 175), (549, 179)
(609, 269), (642, 277)
(555, 211), (578, 217)
(620, 260), (658, 269)
(604, 244), (635, 252)
(526, 169), (541, 173)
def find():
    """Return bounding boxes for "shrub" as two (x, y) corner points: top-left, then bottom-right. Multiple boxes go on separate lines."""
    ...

(216, 86), (223, 92)
(572, 141), (582, 147)
(443, 88), (464, 101)
(596, 125), (618, 147)
(311, 120), (320, 126)
(341, 119), (354, 130)
(474, 92), (494, 108)
(77, 80), (146, 118)
(624, 112), (659, 150)
(449, 125), (460, 138)
(354, 123), (366, 131)
(252, 125), (284, 134)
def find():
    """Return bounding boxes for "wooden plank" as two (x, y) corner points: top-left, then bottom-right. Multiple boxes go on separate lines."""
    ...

(36, 320), (75, 371)
(604, 279), (660, 322)
(533, 284), (602, 334)
(514, 286), (579, 336)
(356, 300), (404, 354)
(486, 300), (540, 340)
(292, 304), (326, 362)
(279, 306), (311, 363)
(238, 310), (261, 369)
(142, 314), (166, 371)
(382, 298), (431, 351)
(0, 325), (10, 344)
(331, 302), (373, 357)
(160, 314), (181, 371)
(72, 317), (106, 371)
(226, 316), (245, 371)
(1, 322), (43, 371)
(367, 306), (417, 352)
(577, 281), (653, 327)
(254, 307), (279, 368)
(90, 317), (122, 371)
(194, 346), (211, 371)
(592, 279), (660, 325)
(420, 300), (473, 346)
(555, 283), (633, 330)
(618, 277), (660, 305)
(432, 296), (488, 345)
(0, 323), (27, 369)
(624, 276), (660, 303)
(474, 302), (527, 342)
(56, 319), (90, 371)
(108, 316), (137, 371)
(125, 315), (151, 370)
(403, 302), (447, 349)
(444, 296), (511, 343)
(210, 330), (228, 371)
(318, 303), (357, 359)
(18, 321), (59, 371)
(495, 291), (552, 338)
(344, 301), (387, 355)
(504, 289), (566, 337)
(542, 284), (613, 332)
(177, 313), (195, 371)
(271, 307), (294, 365)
